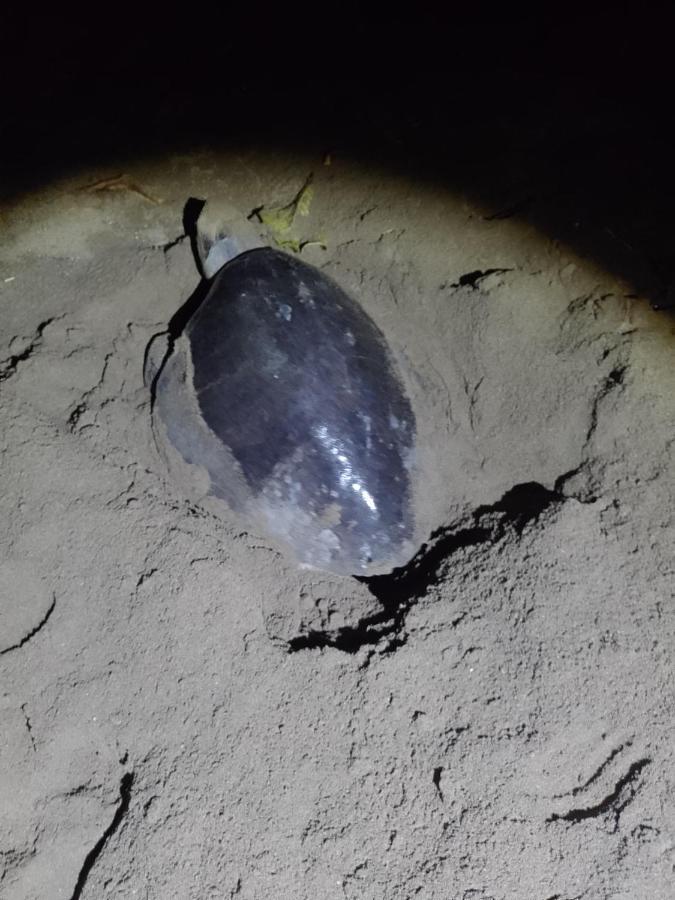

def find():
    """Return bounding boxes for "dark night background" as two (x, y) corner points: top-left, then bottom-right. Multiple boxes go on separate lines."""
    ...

(2, 8), (675, 311)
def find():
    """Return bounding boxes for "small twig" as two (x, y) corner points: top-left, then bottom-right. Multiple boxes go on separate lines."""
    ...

(79, 174), (161, 205)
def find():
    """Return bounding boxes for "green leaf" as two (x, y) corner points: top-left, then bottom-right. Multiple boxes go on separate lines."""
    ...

(257, 174), (319, 248)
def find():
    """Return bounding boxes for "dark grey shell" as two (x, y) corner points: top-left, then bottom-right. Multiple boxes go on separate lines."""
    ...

(152, 247), (417, 576)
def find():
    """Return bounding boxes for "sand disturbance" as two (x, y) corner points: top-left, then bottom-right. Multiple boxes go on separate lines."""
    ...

(0, 152), (673, 899)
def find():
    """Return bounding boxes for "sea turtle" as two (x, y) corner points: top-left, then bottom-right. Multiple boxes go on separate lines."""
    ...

(147, 201), (418, 576)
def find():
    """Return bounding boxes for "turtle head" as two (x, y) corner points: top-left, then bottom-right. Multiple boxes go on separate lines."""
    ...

(195, 200), (265, 279)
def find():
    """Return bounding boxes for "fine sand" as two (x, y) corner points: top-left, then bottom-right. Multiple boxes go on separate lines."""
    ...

(1, 150), (674, 898)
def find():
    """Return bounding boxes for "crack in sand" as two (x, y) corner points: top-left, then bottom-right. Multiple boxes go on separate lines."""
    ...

(583, 365), (627, 448)
(69, 772), (134, 900)
(449, 268), (513, 290)
(552, 741), (633, 800)
(20, 704), (36, 752)
(547, 759), (651, 831)
(288, 480), (564, 654)
(0, 318), (57, 383)
(0, 594), (56, 656)
(68, 351), (114, 431)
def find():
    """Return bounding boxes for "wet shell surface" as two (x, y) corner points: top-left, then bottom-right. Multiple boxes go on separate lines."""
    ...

(152, 247), (418, 576)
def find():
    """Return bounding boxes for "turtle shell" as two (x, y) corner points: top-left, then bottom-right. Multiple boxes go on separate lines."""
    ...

(153, 247), (417, 576)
